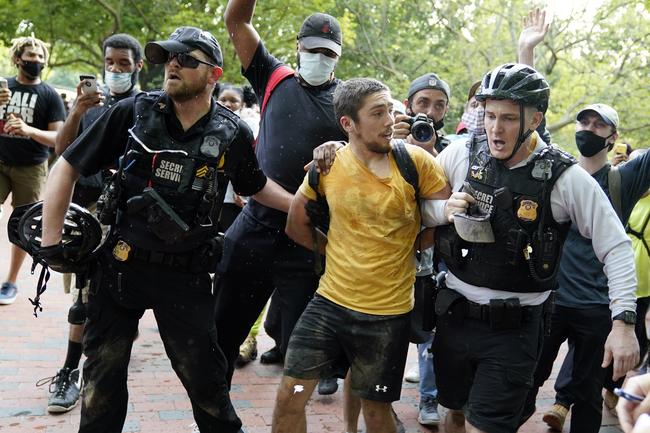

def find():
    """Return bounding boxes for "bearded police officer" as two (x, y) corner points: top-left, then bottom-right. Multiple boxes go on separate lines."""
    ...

(39, 27), (292, 433)
(421, 63), (638, 433)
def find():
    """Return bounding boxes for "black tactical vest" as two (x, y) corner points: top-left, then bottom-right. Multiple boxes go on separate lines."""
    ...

(115, 92), (239, 252)
(436, 135), (575, 292)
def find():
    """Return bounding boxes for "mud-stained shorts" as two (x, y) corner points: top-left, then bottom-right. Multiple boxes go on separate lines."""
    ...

(284, 294), (410, 402)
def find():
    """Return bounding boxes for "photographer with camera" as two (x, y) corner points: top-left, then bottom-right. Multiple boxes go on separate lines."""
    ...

(392, 71), (452, 427)
(393, 72), (451, 156)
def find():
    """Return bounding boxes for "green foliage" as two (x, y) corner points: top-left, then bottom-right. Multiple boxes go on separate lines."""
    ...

(0, 0), (647, 150)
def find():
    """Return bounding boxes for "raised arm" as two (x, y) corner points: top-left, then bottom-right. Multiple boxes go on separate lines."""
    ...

(55, 81), (104, 155)
(518, 8), (550, 67)
(224, 0), (262, 71)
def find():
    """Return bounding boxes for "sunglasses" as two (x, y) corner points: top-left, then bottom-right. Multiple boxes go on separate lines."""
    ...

(167, 52), (216, 69)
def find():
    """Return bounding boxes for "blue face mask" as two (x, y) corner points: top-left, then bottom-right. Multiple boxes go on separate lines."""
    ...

(297, 52), (337, 86)
(104, 70), (133, 94)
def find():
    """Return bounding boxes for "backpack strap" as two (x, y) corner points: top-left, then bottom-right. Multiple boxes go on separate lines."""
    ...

(391, 140), (420, 200)
(626, 210), (650, 257)
(391, 141), (423, 260)
(260, 65), (294, 116)
(608, 165), (623, 223)
(306, 164), (328, 275)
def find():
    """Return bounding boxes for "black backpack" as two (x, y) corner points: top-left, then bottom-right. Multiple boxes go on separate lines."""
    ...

(304, 141), (421, 273)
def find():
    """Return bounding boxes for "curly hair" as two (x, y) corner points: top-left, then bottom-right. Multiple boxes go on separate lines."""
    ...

(10, 35), (50, 64)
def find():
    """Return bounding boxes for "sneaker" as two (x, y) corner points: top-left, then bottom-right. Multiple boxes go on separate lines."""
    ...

(404, 366), (420, 383)
(189, 422), (247, 433)
(260, 346), (283, 365)
(0, 282), (17, 305)
(317, 377), (339, 395)
(37, 367), (83, 413)
(235, 336), (258, 368)
(418, 396), (441, 426)
(542, 403), (569, 432)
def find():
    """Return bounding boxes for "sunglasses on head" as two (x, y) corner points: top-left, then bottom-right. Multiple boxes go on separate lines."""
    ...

(167, 52), (216, 69)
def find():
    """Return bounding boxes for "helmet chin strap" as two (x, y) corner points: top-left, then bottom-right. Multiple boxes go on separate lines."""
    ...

(497, 104), (533, 163)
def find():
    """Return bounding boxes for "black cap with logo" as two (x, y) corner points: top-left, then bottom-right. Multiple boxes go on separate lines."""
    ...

(407, 73), (451, 102)
(145, 26), (223, 67)
(298, 13), (342, 56)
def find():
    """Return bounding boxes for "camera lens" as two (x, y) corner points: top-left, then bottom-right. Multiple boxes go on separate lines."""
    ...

(411, 121), (434, 142)
(85, 81), (91, 87)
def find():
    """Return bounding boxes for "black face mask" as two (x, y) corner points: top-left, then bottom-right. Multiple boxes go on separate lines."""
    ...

(575, 130), (612, 157)
(20, 60), (44, 79)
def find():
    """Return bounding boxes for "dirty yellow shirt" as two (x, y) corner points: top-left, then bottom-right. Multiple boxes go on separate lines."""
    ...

(299, 144), (447, 315)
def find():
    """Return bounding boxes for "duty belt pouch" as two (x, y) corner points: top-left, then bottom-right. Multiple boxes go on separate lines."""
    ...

(489, 298), (522, 330)
(419, 276), (437, 332)
(435, 289), (466, 323)
(506, 229), (528, 265)
(191, 236), (224, 273)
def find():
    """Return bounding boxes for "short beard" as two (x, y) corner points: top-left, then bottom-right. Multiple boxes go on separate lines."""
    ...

(164, 72), (209, 102)
(366, 141), (391, 154)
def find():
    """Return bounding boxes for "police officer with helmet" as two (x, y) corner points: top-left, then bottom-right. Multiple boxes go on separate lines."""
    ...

(421, 63), (638, 433)
(38, 26), (292, 433)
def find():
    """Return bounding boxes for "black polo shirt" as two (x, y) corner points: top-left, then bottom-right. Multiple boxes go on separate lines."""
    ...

(63, 92), (266, 197)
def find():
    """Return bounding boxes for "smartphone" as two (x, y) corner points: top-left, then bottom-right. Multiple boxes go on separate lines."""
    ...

(79, 75), (97, 95)
(0, 77), (8, 89)
(613, 142), (627, 156)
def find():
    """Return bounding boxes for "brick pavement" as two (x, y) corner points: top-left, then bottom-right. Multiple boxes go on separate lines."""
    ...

(0, 207), (623, 432)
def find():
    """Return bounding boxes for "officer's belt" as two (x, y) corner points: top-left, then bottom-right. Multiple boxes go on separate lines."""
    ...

(464, 298), (543, 323)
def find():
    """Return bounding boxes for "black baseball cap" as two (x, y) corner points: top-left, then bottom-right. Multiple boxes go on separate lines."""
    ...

(145, 26), (223, 67)
(407, 73), (451, 102)
(298, 13), (342, 56)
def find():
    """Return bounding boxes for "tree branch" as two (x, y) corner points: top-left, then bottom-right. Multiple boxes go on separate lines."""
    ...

(94, 0), (121, 35)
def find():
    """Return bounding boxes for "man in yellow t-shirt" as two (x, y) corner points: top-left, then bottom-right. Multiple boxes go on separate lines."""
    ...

(272, 78), (450, 433)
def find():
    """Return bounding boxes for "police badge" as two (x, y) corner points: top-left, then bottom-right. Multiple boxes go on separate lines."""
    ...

(200, 135), (222, 158)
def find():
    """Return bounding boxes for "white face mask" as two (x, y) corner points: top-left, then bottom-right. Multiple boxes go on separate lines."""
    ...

(297, 52), (337, 86)
(104, 70), (133, 94)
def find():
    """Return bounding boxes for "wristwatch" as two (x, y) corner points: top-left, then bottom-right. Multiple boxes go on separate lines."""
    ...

(613, 311), (637, 325)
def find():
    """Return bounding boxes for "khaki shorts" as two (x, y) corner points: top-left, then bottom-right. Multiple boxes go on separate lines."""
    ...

(0, 161), (48, 207)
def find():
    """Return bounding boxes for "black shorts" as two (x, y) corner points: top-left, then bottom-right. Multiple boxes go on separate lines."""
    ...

(284, 295), (410, 402)
(433, 297), (543, 433)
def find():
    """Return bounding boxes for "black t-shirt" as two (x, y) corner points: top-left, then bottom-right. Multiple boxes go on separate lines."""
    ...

(80, 86), (138, 134)
(62, 92), (266, 197)
(243, 41), (346, 228)
(0, 77), (66, 165)
(73, 87), (140, 201)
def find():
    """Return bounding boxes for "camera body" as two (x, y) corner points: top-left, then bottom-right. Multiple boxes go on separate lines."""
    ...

(404, 113), (435, 142)
(0, 77), (8, 89)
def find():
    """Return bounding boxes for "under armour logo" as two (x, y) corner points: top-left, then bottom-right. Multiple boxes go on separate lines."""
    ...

(375, 385), (388, 393)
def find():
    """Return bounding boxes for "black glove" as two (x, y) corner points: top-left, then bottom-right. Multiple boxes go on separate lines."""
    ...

(35, 243), (72, 273)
